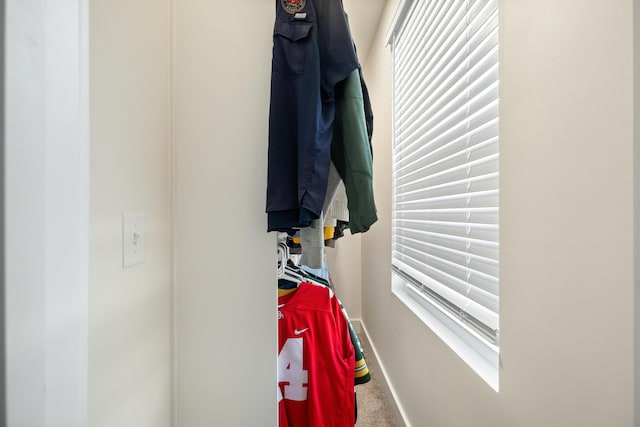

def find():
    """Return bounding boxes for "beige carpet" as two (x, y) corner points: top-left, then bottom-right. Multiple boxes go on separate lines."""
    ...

(354, 333), (403, 427)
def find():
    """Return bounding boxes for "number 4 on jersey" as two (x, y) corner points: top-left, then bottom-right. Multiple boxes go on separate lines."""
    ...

(277, 337), (309, 402)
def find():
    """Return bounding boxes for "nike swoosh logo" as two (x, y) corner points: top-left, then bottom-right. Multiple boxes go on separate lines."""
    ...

(293, 328), (309, 335)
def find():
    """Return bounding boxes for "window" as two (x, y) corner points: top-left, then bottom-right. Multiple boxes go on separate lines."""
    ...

(386, 0), (499, 390)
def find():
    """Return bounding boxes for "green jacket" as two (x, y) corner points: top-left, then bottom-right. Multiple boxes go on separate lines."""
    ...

(331, 69), (378, 233)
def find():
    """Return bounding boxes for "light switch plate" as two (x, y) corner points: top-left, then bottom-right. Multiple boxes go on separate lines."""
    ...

(122, 213), (144, 268)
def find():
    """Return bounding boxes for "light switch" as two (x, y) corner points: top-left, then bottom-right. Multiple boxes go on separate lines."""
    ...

(122, 213), (144, 268)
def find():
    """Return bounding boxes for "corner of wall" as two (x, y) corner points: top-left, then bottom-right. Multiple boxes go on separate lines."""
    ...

(168, 0), (178, 422)
(634, 0), (640, 423)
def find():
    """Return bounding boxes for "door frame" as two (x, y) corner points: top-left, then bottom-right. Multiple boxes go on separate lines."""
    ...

(4, 0), (90, 425)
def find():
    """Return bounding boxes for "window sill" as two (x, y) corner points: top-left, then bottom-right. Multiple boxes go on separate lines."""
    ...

(392, 272), (500, 392)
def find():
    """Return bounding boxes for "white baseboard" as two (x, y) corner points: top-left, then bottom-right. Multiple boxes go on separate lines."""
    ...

(351, 319), (411, 427)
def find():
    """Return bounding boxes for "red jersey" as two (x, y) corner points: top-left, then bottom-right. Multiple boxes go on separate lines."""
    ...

(277, 282), (355, 427)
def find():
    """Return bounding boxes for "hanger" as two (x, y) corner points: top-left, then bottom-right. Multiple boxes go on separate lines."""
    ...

(277, 242), (303, 285)
(281, 268), (304, 285)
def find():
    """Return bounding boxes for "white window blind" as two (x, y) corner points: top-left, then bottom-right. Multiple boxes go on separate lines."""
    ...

(390, 0), (499, 345)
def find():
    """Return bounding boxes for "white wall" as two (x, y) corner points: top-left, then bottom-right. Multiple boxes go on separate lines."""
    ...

(634, 0), (640, 421)
(341, 0), (386, 71)
(357, 0), (637, 426)
(89, 0), (173, 425)
(326, 233), (363, 320)
(5, 0), (89, 425)
(173, 1), (276, 425)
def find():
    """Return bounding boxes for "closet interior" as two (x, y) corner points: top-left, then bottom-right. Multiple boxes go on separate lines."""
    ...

(269, 0), (379, 425)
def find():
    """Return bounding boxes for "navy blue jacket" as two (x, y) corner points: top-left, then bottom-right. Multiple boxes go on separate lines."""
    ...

(266, 0), (359, 232)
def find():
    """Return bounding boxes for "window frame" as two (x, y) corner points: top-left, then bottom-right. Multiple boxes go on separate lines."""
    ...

(386, 0), (500, 391)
